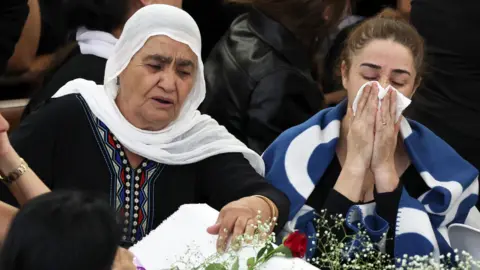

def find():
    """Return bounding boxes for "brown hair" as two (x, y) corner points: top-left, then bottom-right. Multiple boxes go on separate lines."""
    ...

(227, 0), (347, 50)
(341, 8), (424, 84)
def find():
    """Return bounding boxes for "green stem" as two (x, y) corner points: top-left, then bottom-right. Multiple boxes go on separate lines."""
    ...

(250, 246), (284, 269)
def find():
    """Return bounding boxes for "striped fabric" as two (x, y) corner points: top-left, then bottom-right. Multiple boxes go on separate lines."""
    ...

(263, 100), (480, 262)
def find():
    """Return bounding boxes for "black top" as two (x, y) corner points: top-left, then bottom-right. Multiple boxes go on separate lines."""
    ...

(1, 94), (290, 247)
(406, 0), (480, 138)
(405, 0), (480, 180)
(0, 0), (29, 75)
(306, 156), (429, 255)
(37, 0), (70, 55)
(22, 47), (106, 119)
(201, 9), (324, 155)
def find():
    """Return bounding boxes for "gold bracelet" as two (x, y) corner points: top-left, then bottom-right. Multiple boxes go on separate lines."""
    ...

(253, 195), (279, 222)
(0, 158), (29, 185)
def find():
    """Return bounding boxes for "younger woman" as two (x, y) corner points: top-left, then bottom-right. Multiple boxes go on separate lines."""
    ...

(263, 14), (479, 261)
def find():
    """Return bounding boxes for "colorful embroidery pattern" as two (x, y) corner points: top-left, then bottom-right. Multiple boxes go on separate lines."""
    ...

(94, 119), (161, 246)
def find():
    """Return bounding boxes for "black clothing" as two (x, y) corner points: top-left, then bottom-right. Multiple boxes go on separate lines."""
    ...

(354, 0), (396, 17)
(405, 0), (480, 176)
(1, 94), (290, 247)
(306, 156), (429, 255)
(0, 0), (29, 75)
(37, 0), (70, 55)
(322, 20), (363, 94)
(22, 47), (106, 119)
(183, 0), (248, 60)
(201, 9), (324, 154)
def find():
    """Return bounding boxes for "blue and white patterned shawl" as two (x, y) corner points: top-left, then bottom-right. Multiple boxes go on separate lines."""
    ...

(263, 101), (480, 261)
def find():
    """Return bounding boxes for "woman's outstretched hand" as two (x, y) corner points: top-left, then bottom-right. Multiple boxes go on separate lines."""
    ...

(207, 196), (273, 253)
(344, 83), (378, 173)
(371, 88), (401, 192)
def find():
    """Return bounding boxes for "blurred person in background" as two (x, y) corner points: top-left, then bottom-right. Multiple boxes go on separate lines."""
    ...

(1, 0), (184, 101)
(21, 0), (183, 119)
(201, 0), (347, 155)
(0, 0), (68, 101)
(405, 0), (480, 181)
(0, 0), (39, 77)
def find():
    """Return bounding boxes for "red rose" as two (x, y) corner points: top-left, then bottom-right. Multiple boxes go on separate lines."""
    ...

(283, 231), (308, 258)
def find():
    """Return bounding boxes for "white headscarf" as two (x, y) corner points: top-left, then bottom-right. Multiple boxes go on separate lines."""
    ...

(76, 27), (118, 59)
(52, 4), (265, 175)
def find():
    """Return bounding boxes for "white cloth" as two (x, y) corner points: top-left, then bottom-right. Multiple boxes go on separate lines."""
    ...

(76, 27), (118, 59)
(130, 204), (317, 270)
(53, 5), (265, 174)
(352, 81), (411, 122)
(449, 223), (480, 264)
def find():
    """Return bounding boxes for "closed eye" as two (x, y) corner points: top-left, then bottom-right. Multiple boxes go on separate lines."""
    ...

(363, 76), (377, 81)
(391, 81), (405, 87)
(147, 64), (162, 71)
(177, 70), (191, 77)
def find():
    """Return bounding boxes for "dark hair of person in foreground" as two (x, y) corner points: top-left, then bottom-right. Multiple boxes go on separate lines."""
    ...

(0, 191), (121, 270)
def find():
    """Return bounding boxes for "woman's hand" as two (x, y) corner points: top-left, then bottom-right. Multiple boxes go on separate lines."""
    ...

(112, 248), (136, 270)
(0, 113), (21, 175)
(0, 113), (49, 204)
(371, 89), (400, 192)
(344, 83), (378, 173)
(0, 113), (21, 176)
(207, 196), (273, 253)
(334, 84), (377, 202)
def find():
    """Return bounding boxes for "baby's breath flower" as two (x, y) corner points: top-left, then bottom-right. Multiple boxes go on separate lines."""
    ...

(175, 208), (480, 270)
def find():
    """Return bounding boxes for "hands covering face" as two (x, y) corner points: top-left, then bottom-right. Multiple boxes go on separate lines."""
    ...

(345, 83), (400, 175)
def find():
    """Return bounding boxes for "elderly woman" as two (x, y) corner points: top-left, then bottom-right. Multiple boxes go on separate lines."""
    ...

(0, 4), (290, 251)
(262, 14), (479, 262)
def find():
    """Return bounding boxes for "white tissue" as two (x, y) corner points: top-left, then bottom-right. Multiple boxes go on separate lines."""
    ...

(352, 81), (411, 122)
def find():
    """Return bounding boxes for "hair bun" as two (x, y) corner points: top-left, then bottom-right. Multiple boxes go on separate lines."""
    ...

(376, 8), (408, 22)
